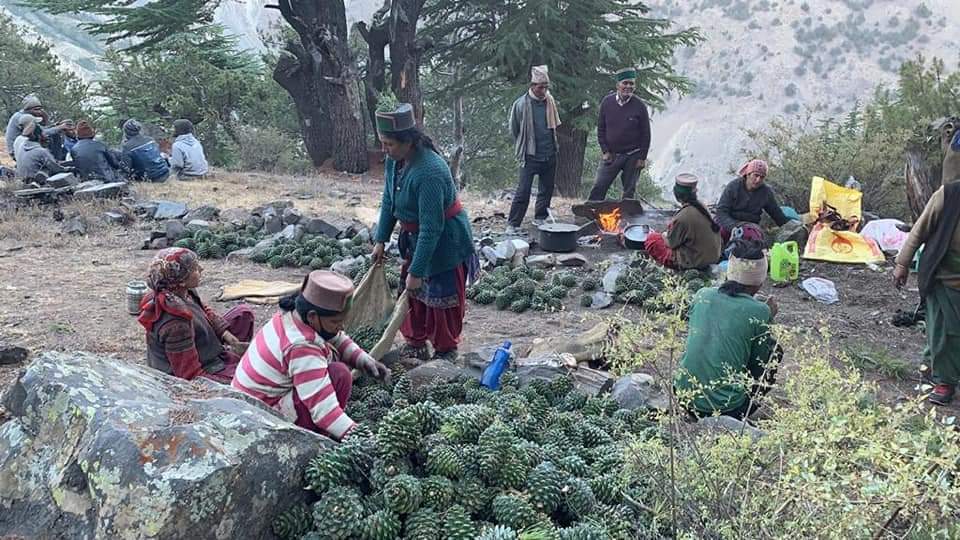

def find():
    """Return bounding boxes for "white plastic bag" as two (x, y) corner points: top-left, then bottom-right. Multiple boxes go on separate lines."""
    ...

(801, 277), (839, 305)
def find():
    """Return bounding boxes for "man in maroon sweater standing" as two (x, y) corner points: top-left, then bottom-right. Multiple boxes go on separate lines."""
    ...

(587, 67), (651, 201)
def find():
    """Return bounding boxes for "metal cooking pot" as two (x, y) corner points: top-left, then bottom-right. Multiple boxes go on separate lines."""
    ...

(538, 222), (594, 253)
(623, 224), (650, 250)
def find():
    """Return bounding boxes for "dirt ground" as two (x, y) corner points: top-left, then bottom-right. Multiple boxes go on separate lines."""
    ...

(0, 168), (951, 417)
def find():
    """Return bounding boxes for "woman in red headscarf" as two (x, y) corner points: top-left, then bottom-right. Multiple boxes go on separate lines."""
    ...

(138, 247), (254, 383)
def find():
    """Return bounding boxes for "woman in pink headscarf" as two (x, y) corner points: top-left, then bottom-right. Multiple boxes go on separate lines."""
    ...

(715, 158), (792, 245)
(138, 247), (254, 383)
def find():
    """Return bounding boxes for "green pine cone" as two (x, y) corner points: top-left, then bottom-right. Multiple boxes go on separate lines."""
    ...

(517, 278), (538, 296)
(304, 446), (354, 494)
(420, 475), (455, 509)
(404, 507), (441, 540)
(384, 474), (422, 515)
(581, 278), (598, 292)
(455, 476), (493, 516)
(376, 408), (422, 459)
(442, 504), (477, 540)
(530, 268), (547, 281)
(271, 503), (312, 540)
(172, 237), (195, 250)
(411, 400), (443, 434)
(560, 274), (578, 288)
(474, 290), (497, 305)
(557, 455), (589, 478)
(582, 396), (618, 417)
(509, 298), (530, 313)
(548, 286), (568, 299)
(494, 290), (514, 310)
(426, 445), (464, 479)
(312, 488), (363, 539)
(477, 525), (519, 540)
(561, 477), (596, 519)
(589, 473), (623, 505)
(526, 462), (565, 514)
(267, 255), (284, 268)
(491, 494), (539, 530)
(360, 509), (402, 540)
(393, 375), (413, 402)
(579, 294), (593, 308)
(558, 523), (609, 540)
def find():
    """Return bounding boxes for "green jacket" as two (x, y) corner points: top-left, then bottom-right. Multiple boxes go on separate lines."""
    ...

(674, 287), (774, 415)
(374, 148), (474, 278)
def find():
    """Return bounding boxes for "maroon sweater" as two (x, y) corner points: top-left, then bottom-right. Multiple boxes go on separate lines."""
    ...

(597, 92), (651, 158)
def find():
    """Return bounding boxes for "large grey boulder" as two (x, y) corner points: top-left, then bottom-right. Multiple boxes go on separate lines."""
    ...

(610, 373), (668, 411)
(0, 352), (328, 540)
(405, 360), (466, 392)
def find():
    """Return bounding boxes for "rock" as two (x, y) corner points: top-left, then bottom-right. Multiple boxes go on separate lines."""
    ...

(183, 205), (220, 223)
(244, 214), (264, 230)
(101, 211), (130, 225)
(610, 373), (668, 411)
(275, 224), (304, 243)
(557, 253), (588, 267)
(696, 415), (764, 441)
(132, 201), (159, 218)
(74, 181), (128, 199)
(0, 352), (324, 539)
(225, 247), (254, 263)
(152, 200), (188, 220)
(775, 220), (808, 247)
(330, 256), (366, 276)
(589, 291), (614, 309)
(164, 219), (186, 240)
(404, 360), (466, 393)
(221, 208), (252, 227)
(254, 200), (293, 216)
(263, 213), (283, 234)
(149, 237), (170, 250)
(515, 362), (567, 387)
(525, 254), (557, 268)
(247, 238), (274, 260)
(602, 262), (629, 294)
(480, 246), (499, 267)
(0, 343), (28, 365)
(185, 220), (211, 232)
(44, 172), (77, 188)
(493, 240), (516, 261)
(282, 207), (302, 225)
(61, 216), (87, 236)
(303, 217), (340, 237)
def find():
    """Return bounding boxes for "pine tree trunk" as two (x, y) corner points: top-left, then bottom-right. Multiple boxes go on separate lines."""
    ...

(555, 124), (588, 197)
(451, 90), (465, 188)
(273, 46), (331, 166)
(275, 0), (369, 173)
(905, 148), (935, 221)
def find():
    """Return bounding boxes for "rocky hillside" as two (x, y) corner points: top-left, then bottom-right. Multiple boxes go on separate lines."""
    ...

(645, 0), (960, 199)
(2, 0), (957, 199)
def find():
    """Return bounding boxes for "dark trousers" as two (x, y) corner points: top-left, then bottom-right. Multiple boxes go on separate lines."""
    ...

(508, 158), (556, 227)
(587, 153), (643, 201)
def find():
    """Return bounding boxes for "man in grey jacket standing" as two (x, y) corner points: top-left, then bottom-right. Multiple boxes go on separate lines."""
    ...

(506, 65), (561, 234)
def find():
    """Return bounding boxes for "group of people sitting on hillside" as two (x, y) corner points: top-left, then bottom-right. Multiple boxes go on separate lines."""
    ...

(3, 94), (209, 184)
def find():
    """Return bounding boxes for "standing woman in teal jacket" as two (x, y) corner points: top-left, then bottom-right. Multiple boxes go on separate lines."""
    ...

(372, 104), (478, 361)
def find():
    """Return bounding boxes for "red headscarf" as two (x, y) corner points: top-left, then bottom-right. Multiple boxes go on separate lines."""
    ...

(738, 159), (768, 178)
(137, 248), (199, 331)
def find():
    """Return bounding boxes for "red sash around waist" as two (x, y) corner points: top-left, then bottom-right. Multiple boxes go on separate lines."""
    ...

(399, 198), (463, 233)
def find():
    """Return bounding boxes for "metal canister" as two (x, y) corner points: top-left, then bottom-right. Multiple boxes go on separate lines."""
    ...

(126, 280), (149, 315)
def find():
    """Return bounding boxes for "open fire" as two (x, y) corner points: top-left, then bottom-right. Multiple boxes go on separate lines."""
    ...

(597, 208), (623, 233)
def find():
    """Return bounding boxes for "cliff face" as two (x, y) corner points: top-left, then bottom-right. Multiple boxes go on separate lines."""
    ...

(644, 0), (960, 199)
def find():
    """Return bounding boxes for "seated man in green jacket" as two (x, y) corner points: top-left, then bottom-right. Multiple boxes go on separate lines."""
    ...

(674, 242), (781, 419)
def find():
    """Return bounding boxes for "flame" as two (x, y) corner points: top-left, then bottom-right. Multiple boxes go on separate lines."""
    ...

(597, 208), (622, 233)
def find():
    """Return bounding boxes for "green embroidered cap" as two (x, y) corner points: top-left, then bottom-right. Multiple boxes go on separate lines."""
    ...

(376, 103), (416, 133)
(615, 67), (638, 82)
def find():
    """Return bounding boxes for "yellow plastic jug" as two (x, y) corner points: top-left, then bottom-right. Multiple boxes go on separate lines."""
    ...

(770, 241), (799, 282)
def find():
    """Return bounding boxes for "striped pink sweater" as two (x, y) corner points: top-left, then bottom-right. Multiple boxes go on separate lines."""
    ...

(231, 311), (367, 439)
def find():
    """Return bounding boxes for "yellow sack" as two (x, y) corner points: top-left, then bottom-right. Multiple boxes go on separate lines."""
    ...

(808, 176), (863, 224)
(802, 223), (884, 264)
(217, 280), (300, 302)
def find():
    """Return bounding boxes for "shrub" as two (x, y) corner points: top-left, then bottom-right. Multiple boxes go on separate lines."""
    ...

(602, 281), (960, 538)
(235, 126), (312, 174)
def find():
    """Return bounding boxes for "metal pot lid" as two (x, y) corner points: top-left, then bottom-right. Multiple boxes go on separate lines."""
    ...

(623, 224), (650, 241)
(539, 223), (581, 233)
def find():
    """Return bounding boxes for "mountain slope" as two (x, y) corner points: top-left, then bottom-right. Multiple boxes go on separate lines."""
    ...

(645, 0), (960, 199)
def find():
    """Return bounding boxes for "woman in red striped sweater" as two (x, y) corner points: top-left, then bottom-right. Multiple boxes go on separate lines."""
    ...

(232, 270), (391, 440)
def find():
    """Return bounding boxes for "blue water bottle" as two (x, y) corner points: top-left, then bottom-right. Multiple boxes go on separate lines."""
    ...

(480, 341), (513, 390)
